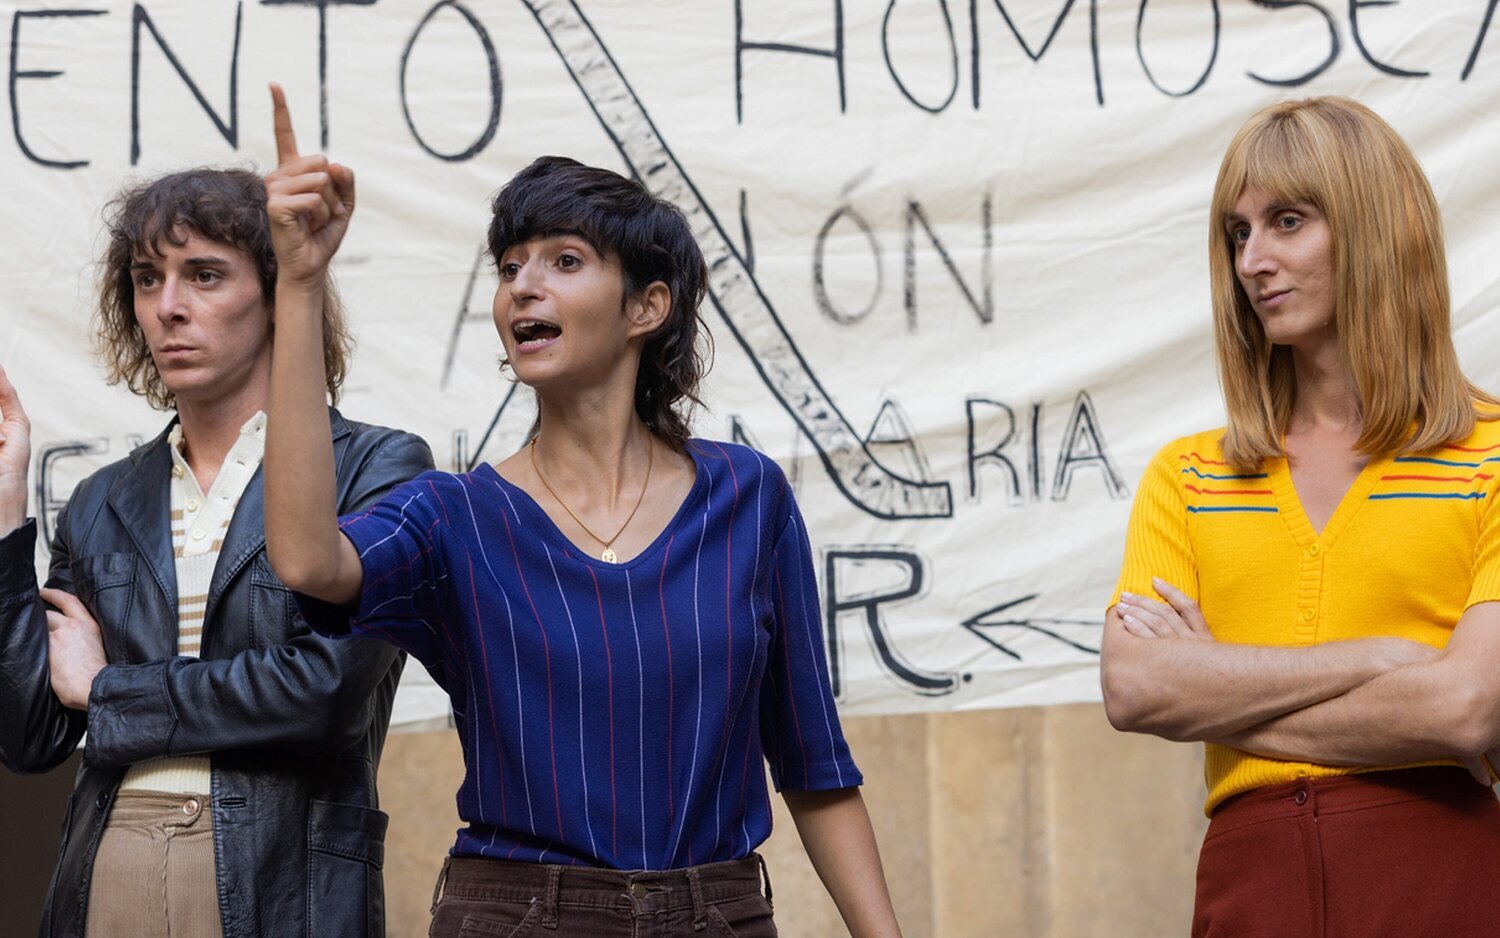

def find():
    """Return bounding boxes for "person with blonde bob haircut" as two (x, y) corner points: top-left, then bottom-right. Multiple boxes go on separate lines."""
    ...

(1101, 96), (1500, 937)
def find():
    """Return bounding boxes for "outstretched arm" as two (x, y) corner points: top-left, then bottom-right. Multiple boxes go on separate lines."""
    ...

(783, 788), (903, 938)
(263, 83), (363, 605)
(1100, 581), (1437, 742)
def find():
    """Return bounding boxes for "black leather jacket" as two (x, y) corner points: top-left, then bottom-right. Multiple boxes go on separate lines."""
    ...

(0, 410), (432, 938)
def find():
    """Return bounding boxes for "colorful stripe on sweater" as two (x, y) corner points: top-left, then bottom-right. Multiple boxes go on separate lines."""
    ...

(1374, 444), (1496, 501)
(1179, 454), (1277, 514)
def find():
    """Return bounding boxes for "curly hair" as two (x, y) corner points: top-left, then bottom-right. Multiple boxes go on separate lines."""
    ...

(96, 167), (352, 410)
(487, 156), (711, 450)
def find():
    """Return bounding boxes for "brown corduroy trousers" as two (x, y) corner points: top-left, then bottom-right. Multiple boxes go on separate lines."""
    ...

(84, 790), (223, 938)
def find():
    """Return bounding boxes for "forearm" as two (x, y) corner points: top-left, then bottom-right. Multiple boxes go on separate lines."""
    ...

(0, 629), (83, 772)
(1219, 691), (1445, 766)
(1101, 611), (1398, 742)
(0, 521), (84, 772)
(783, 788), (902, 938)
(1222, 658), (1492, 767)
(1215, 603), (1500, 766)
(85, 634), (399, 766)
(0, 482), (25, 536)
(265, 281), (357, 603)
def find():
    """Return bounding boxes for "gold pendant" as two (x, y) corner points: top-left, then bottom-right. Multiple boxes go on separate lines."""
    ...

(601, 547), (618, 563)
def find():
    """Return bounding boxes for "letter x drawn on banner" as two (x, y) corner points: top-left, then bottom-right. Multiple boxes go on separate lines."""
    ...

(519, 0), (953, 521)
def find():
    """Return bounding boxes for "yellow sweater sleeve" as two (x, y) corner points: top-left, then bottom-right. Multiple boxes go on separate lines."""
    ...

(1110, 440), (1200, 611)
(1468, 455), (1500, 609)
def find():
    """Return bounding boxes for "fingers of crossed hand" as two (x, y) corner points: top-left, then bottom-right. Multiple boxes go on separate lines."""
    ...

(1117, 580), (1211, 641)
(41, 589), (106, 709)
(1462, 756), (1495, 787)
(40, 587), (99, 634)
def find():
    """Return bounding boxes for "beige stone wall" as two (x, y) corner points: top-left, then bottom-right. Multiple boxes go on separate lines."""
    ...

(380, 703), (1207, 938)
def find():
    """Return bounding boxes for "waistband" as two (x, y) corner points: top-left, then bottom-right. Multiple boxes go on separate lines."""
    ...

(1207, 766), (1497, 837)
(102, 789), (213, 827)
(431, 853), (772, 929)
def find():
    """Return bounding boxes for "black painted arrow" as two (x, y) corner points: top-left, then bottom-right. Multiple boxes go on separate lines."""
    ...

(961, 595), (1101, 661)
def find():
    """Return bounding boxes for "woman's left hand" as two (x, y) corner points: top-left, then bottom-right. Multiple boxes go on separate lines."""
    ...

(264, 83), (356, 292)
(1116, 578), (1215, 641)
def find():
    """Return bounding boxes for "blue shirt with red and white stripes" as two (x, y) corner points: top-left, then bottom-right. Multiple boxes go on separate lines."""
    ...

(301, 439), (861, 869)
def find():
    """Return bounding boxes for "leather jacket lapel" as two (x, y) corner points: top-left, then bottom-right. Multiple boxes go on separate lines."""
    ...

(203, 409), (352, 632)
(204, 468), (265, 635)
(105, 428), (178, 643)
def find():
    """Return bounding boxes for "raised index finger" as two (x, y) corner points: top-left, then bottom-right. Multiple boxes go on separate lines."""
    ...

(270, 82), (299, 166)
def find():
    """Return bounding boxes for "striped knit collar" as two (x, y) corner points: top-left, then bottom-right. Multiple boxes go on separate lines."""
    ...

(167, 411), (267, 485)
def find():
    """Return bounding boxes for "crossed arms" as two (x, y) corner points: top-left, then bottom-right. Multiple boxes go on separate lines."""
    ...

(0, 363), (432, 774)
(1101, 579), (1500, 777)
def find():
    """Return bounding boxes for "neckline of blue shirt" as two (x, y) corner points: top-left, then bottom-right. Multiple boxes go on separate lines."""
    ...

(473, 439), (712, 571)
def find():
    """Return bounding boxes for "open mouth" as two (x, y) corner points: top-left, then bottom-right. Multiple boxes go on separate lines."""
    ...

(512, 318), (561, 348)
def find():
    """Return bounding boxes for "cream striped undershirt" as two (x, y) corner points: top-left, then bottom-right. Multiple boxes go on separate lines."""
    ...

(120, 412), (267, 794)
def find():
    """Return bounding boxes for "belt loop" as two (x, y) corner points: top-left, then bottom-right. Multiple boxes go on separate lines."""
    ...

(541, 865), (561, 929)
(756, 852), (774, 908)
(686, 867), (708, 931)
(430, 856), (452, 915)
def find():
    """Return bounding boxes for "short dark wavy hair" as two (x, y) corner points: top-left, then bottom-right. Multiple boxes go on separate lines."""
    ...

(488, 156), (710, 450)
(96, 167), (352, 410)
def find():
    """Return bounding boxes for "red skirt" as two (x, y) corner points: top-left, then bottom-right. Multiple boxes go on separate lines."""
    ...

(1193, 767), (1500, 938)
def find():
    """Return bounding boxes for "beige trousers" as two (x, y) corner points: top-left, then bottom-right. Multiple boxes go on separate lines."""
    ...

(84, 790), (223, 938)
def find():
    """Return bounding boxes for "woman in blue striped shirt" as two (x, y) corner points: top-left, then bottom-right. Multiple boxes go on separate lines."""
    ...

(261, 87), (903, 937)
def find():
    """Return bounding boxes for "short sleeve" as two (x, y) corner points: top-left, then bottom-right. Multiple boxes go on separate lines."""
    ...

(1467, 460), (1500, 609)
(1109, 441), (1200, 611)
(759, 497), (863, 793)
(295, 474), (450, 665)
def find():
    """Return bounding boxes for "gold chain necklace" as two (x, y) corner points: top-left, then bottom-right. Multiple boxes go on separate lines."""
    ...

(528, 433), (654, 563)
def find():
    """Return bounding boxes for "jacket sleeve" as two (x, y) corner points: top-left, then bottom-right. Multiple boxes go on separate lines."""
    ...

(0, 514), (88, 774)
(84, 431), (435, 767)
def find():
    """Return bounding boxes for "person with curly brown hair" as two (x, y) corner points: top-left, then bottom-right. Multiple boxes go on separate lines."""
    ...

(0, 166), (432, 937)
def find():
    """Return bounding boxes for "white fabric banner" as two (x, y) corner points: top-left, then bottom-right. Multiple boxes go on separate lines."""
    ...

(4, 0), (1498, 727)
